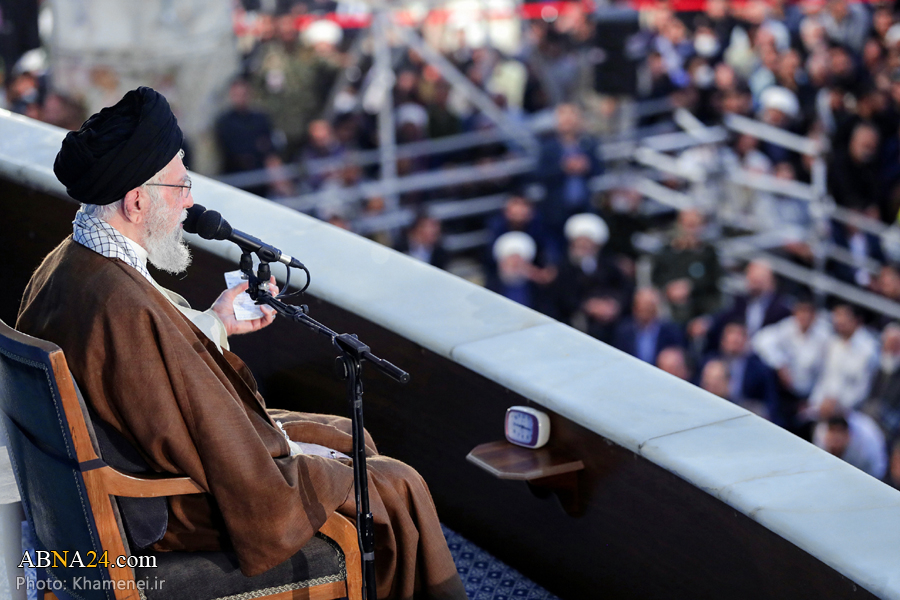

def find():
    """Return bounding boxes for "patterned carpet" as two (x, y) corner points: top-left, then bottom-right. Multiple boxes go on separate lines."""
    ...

(442, 525), (561, 600)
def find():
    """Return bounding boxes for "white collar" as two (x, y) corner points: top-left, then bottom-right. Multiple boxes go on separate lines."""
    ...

(121, 235), (150, 270)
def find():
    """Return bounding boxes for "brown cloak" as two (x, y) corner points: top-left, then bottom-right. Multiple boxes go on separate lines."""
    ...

(17, 238), (465, 600)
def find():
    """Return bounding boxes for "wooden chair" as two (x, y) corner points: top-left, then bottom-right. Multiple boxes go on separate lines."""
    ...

(0, 319), (362, 600)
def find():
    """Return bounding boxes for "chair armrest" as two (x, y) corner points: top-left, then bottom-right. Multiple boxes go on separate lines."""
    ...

(94, 465), (205, 497)
(318, 512), (362, 600)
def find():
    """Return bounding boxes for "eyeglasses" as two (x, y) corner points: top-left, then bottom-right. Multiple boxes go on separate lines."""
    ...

(146, 179), (192, 199)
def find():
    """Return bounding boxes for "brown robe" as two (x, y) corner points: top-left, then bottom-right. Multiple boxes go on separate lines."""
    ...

(17, 238), (466, 600)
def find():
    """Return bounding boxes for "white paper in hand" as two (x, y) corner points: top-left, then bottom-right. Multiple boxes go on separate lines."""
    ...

(224, 270), (265, 321)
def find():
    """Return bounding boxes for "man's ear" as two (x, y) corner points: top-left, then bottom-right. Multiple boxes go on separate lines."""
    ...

(122, 187), (148, 225)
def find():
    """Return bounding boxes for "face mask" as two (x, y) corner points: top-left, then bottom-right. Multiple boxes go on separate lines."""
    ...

(694, 34), (720, 58)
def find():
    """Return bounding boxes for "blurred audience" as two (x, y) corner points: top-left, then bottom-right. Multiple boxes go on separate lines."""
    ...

(652, 208), (722, 327)
(535, 103), (603, 242)
(11, 0), (900, 481)
(551, 213), (631, 344)
(215, 77), (290, 197)
(614, 287), (685, 365)
(861, 323), (900, 441)
(814, 408), (888, 479)
(398, 215), (448, 270)
(708, 321), (780, 421)
(706, 260), (792, 352)
(656, 346), (692, 381)
(487, 231), (554, 314)
(753, 292), (831, 428)
(809, 303), (879, 414)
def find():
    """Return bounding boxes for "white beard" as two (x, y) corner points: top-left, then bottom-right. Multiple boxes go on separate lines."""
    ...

(143, 200), (191, 274)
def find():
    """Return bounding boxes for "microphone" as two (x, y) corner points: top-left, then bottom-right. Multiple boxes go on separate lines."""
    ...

(184, 205), (305, 269)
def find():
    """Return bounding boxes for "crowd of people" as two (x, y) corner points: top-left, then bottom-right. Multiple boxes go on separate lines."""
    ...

(5, 0), (900, 489)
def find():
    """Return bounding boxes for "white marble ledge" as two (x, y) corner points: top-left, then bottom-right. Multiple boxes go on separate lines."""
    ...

(451, 321), (749, 453)
(642, 415), (900, 598)
(453, 321), (900, 599)
(0, 111), (68, 199)
(5, 111), (900, 598)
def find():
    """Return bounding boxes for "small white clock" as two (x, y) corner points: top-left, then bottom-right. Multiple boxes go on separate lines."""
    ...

(505, 406), (551, 449)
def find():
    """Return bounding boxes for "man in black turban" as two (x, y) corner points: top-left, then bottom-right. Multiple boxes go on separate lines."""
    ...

(53, 86), (215, 278)
(17, 87), (467, 599)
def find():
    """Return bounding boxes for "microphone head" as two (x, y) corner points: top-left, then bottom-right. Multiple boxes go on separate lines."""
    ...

(183, 204), (206, 234)
(196, 210), (233, 241)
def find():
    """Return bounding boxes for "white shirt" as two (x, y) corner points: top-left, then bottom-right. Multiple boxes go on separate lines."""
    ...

(121, 236), (230, 354)
(752, 314), (832, 397)
(745, 293), (772, 337)
(809, 327), (879, 411)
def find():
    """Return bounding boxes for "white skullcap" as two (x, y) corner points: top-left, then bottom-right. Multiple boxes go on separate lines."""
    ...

(887, 23), (900, 47)
(493, 231), (536, 262)
(396, 102), (429, 129)
(564, 213), (609, 245)
(759, 86), (799, 119)
(303, 20), (343, 47)
(13, 48), (47, 76)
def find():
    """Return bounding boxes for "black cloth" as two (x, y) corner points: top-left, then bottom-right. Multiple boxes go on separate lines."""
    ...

(135, 535), (343, 600)
(54, 87), (184, 205)
(551, 253), (633, 343)
(828, 147), (881, 212)
(215, 108), (275, 174)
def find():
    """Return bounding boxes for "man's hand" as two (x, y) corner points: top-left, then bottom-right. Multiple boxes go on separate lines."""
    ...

(212, 276), (279, 336)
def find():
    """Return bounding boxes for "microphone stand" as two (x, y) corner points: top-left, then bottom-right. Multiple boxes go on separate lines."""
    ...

(240, 253), (408, 600)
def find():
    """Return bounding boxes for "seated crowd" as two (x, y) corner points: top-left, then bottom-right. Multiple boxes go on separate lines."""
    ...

(5, 0), (900, 491)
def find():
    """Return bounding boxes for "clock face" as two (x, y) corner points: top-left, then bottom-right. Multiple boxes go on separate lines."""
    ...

(507, 410), (536, 445)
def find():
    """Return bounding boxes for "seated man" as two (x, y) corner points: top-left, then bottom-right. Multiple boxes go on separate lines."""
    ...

(703, 322), (780, 422)
(16, 87), (465, 600)
(814, 407), (888, 480)
(551, 213), (632, 344)
(808, 303), (879, 415)
(613, 287), (685, 365)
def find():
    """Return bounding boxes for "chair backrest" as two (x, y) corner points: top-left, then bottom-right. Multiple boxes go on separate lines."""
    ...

(0, 318), (114, 600)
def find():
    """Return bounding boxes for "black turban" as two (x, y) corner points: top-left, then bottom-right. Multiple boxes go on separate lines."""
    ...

(54, 87), (184, 205)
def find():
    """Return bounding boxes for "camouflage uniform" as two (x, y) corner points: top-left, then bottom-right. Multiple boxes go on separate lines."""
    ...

(251, 41), (338, 159)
